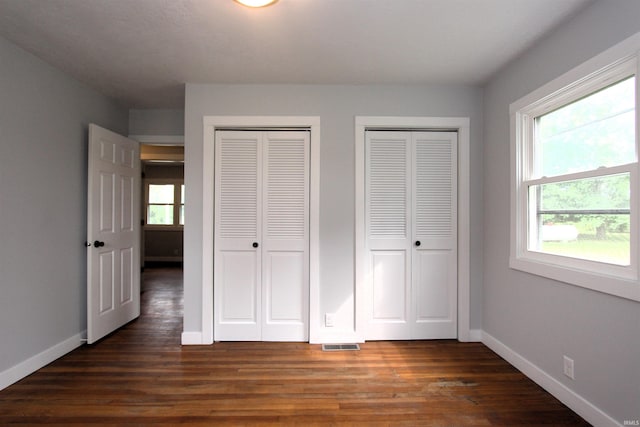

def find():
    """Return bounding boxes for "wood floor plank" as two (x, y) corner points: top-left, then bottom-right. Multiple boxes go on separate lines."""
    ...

(0, 267), (590, 426)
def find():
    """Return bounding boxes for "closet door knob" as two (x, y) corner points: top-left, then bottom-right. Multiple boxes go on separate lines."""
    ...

(252, 242), (259, 248)
(414, 241), (421, 247)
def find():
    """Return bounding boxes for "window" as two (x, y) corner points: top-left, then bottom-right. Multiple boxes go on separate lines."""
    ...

(146, 181), (184, 227)
(510, 42), (640, 302)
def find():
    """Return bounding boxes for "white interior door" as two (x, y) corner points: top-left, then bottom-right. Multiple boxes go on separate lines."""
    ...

(261, 132), (310, 341)
(364, 130), (457, 340)
(364, 131), (412, 340)
(214, 131), (262, 341)
(411, 132), (457, 338)
(87, 124), (141, 344)
(214, 130), (309, 341)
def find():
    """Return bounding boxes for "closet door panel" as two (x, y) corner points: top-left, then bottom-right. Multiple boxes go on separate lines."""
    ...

(411, 132), (457, 339)
(364, 130), (457, 340)
(262, 131), (309, 341)
(220, 251), (259, 322)
(364, 131), (412, 340)
(214, 131), (262, 341)
(367, 250), (411, 340)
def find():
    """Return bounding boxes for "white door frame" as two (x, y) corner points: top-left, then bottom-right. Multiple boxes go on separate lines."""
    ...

(355, 116), (471, 342)
(201, 116), (321, 344)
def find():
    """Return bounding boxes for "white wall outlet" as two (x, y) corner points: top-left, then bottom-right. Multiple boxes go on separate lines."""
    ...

(325, 313), (335, 327)
(563, 355), (575, 379)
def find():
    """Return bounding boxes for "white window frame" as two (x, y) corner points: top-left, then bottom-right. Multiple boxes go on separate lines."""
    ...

(510, 33), (640, 302)
(144, 179), (185, 229)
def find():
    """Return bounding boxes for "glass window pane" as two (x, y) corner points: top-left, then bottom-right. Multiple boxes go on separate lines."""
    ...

(179, 205), (184, 225)
(148, 204), (174, 225)
(538, 173), (630, 211)
(528, 173), (630, 265)
(181, 184), (185, 204)
(148, 184), (174, 204)
(535, 76), (635, 177)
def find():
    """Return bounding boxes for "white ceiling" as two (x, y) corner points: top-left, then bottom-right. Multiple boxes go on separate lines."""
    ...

(0, 0), (592, 108)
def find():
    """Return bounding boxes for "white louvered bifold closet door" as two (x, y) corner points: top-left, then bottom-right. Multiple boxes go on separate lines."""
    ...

(214, 130), (309, 342)
(365, 131), (412, 340)
(215, 131), (263, 341)
(411, 132), (457, 339)
(364, 131), (457, 340)
(261, 132), (309, 341)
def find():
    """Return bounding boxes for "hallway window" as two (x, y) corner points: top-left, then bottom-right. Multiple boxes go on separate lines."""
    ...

(146, 181), (184, 227)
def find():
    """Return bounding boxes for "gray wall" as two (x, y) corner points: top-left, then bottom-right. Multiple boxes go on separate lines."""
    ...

(129, 109), (184, 136)
(482, 0), (640, 423)
(183, 84), (484, 337)
(0, 36), (128, 374)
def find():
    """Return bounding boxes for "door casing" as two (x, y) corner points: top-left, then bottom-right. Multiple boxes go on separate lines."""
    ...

(213, 130), (310, 341)
(355, 116), (471, 342)
(363, 130), (458, 340)
(199, 116), (321, 345)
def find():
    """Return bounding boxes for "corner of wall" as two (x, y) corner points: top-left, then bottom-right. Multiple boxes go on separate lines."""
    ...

(0, 332), (85, 391)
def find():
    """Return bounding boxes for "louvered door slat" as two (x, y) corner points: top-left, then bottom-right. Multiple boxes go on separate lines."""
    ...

(366, 133), (409, 239)
(265, 137), (307, 239)
(414, 136), (455, 238)
(219, 139), (259, 239)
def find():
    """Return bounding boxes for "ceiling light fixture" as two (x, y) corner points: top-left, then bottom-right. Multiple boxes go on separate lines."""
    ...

(234, 0), (278, 7)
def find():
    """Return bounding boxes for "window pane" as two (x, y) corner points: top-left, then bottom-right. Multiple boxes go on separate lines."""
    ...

(529, 173), (630, 265)
(179, 205), (184, 225)
(148, 184), (174, 204)
(535, 76), (635, 177)
(148, 204), (174, 225)
(181, 184), (185, 204)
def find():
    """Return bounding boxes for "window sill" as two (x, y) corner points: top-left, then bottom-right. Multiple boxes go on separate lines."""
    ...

(509, 256), (640, 302)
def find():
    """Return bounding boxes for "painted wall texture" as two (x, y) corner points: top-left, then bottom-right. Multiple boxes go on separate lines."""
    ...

(0, 36), (128, 375)
(182, 83), (484, 339)
(482, 1), (640, 423)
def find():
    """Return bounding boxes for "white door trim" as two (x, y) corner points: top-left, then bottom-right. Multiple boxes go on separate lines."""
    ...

(200, 116), (321, 344)
(355, 116), (471, 342)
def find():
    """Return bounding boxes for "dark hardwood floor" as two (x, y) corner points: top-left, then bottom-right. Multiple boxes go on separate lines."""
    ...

(0, 267), (590, 426)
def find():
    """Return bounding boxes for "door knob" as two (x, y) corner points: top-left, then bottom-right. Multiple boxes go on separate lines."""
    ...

(252, 242), (259, 248)
(94, 240), (105, 248)
(415, 241), (421, 247)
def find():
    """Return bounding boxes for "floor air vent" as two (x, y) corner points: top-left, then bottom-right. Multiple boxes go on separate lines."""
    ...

(322, 344), (360, 351)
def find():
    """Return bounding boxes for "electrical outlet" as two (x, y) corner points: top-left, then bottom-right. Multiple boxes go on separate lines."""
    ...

(563, 355), (574, 379)
(325, 313), (335, 327)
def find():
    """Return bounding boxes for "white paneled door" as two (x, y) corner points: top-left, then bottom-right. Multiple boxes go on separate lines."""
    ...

(214, 130), (309, 341)
(365, 131), (457, 340)
(87, 124), (140, 344)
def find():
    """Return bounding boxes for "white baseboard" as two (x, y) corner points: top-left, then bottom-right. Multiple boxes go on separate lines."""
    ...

(482, 331), (620, 427)
(0, 332), (85, 391)
(181, 331), (204, 345)
(309, 328), (364, 345)
(468, 329), (482, 342)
